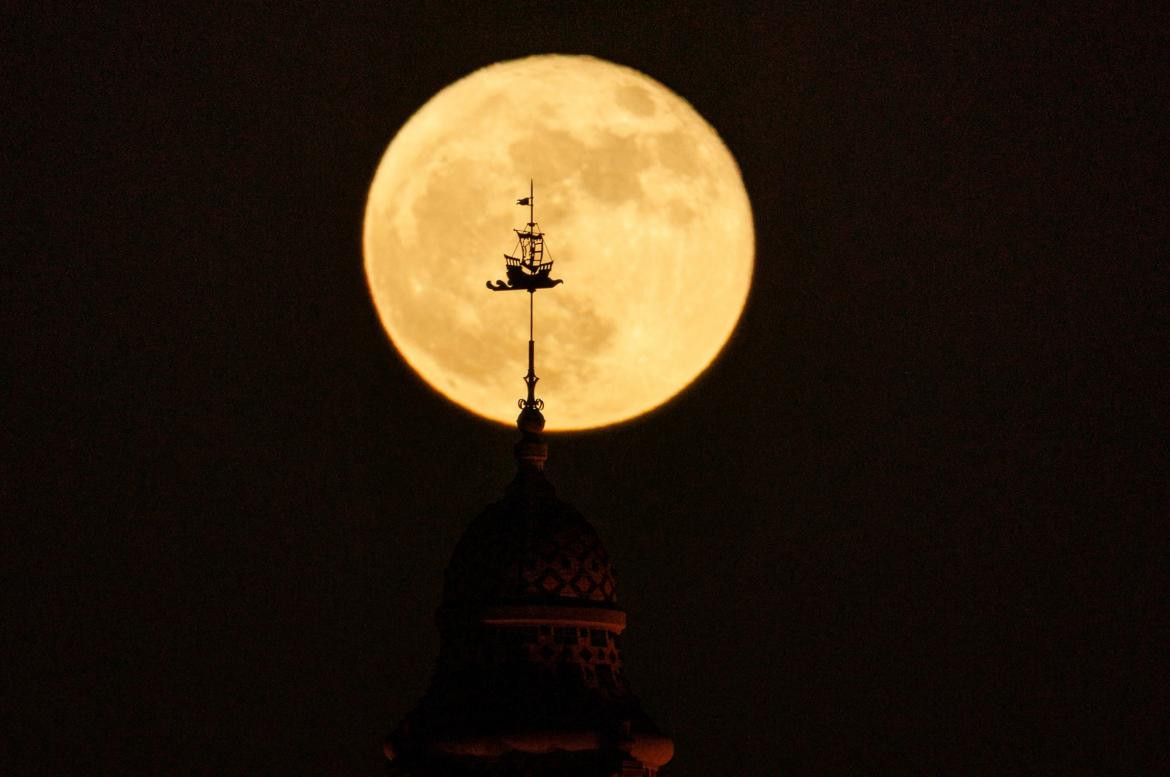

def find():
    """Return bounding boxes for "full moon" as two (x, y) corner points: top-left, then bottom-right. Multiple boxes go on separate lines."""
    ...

(364, 55), (753, 430)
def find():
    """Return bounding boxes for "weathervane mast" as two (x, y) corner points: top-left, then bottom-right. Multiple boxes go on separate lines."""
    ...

(486, 181), (563, 416)
(527, 178), (534, 229)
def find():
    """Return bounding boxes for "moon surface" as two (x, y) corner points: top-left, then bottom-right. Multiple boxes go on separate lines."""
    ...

(364, 55), (753, 430)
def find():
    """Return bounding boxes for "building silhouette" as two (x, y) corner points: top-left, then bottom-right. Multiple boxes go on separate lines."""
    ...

(384, 405), (673, 776)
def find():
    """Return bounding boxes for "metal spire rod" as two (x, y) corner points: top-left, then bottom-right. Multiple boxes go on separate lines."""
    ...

(525, 288), (538, 408)
(522, 180), (539, 410)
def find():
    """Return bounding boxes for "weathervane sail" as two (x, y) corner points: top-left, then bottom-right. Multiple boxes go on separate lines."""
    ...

(486, 181), (562, 414)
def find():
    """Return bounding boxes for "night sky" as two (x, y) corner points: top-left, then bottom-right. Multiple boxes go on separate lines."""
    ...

(6, 4), (1166, 775)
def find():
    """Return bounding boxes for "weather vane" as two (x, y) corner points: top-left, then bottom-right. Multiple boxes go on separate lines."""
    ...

(486, 180), (562, 414)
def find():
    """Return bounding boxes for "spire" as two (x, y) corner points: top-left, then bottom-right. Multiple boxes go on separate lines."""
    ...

(486, 181), (562, 471)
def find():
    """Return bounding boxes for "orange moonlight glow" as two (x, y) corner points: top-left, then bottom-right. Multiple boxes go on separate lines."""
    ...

(364, 55), (753, 430)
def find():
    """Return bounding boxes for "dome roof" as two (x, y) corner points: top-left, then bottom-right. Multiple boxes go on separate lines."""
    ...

(387, 413), (672, 777)
(442, 472), (618, 608)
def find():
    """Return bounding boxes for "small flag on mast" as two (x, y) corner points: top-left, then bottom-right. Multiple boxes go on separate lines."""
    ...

(516, 197), (531, 205)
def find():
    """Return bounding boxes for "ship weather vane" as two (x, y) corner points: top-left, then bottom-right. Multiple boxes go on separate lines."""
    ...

(486, 181), (562, 413)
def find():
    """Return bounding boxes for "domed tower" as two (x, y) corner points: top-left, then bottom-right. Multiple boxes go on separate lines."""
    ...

(384, 186), (673, 777)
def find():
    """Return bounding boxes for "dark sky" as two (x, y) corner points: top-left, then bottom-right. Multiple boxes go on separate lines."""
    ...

(6, 4), (1166, 776)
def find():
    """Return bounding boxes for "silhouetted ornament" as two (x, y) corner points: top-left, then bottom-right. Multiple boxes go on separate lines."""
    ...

(486, 182), (563, 293)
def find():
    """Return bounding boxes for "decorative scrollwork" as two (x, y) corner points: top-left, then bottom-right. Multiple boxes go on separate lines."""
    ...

(517, 398), (546, 411)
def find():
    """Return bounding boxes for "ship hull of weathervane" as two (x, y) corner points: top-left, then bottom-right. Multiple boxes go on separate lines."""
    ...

(505, 261), (562, 290)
